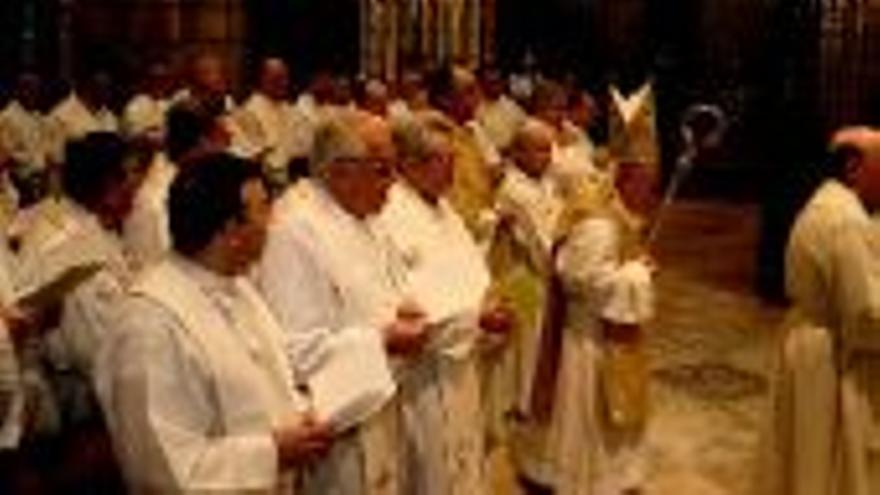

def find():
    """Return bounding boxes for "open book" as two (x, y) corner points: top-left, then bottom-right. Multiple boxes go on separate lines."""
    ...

(308, 325), (396, 433)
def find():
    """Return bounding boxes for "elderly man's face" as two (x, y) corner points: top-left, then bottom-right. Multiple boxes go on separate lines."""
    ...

(327, 122), (395, 218)
(513, 131), (553, 179)
(401, 133), (454, 204)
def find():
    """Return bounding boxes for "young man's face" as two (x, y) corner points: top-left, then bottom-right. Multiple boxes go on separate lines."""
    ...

(226, 178), (272, 273)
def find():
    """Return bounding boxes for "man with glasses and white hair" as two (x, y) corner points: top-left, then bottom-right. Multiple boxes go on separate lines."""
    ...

(256, 112), (428, 495)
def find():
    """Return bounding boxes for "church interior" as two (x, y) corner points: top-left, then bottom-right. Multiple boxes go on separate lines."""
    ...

(0, 1), (879, 494)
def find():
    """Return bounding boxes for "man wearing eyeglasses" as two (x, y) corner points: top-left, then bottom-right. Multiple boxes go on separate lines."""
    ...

(256, 111), (428, 495)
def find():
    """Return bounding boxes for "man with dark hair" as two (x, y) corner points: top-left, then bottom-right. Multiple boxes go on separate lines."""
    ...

(768, 127), (880, 494)
(11, 131), (142, 492)
(124, 100), (231, 268)
(96, 152), (332, 493)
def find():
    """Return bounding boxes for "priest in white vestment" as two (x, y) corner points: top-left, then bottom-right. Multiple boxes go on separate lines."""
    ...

(492, 119), (566, 485)
(96, 153), (332, 493)
(47, 73), (119, 164)
(426, 67), (502, 241)
(257, 114), (429, 495)
(122, 62), (174, 142)
(237, 58), (315, 183)
(7, 133), (145, 490)
(123, 101), (235, 268)
(550, 161), (656, 495)
(476, 68), (527, 151)
(376, 116), (513, 494)
(172, 53), (236, 112)
(766, 128), (880, 495)
(0, 73), (50, 177)
(532, 81), (600, 187)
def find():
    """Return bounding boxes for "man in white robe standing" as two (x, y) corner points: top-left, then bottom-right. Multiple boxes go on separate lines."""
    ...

(492, 119), (566, 486)
(124, 100), (233, 269)
(122, 62), (174, 144)
(96, 152), (333, 493)
(8, 133), (144, 491)
(377, 115), (513, 494)
(767, 127), (880, 495)
(237, 58), (314, 185)
(256, 114), (429, 495)
(550, 161), (656, 495)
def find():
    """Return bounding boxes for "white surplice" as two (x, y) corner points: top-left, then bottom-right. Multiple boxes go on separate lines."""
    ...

(496, 166), (564, 282)
(550, 121), (599, 188)
(122, 94), (169, 139)
(256, 180), (404, 495)
(550, 212), (654, 495)
(767, 180), (880, 495)
(0, 100), (50, 173)
(376, 182), (490, 494)
(47, 93), (118, 163)
(14, 201), (132, 426)
(123, 153), (177, 269)
(238, 93), (315, 173)
(95, 256), (305, 494)
(476, 96), (527, 151)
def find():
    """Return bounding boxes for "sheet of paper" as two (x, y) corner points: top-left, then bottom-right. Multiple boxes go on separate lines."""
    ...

(309, 326), (396, 433)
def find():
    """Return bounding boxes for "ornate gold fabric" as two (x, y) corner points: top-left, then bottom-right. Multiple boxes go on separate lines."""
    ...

(362, 0), (488, 78)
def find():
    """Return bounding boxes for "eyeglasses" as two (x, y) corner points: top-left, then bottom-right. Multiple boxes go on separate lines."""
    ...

(336, 156), (394, 179)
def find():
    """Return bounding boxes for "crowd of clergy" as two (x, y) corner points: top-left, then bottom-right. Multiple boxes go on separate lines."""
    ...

(0, 50), (872, 495)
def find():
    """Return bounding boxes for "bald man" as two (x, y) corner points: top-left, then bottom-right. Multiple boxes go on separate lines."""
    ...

(237, 58), (314, 182)
(767, 127), (880, 495)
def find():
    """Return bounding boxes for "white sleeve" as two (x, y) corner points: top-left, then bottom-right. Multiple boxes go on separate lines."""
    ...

(256, 220), (342, 378)
(557, 217), (654, 325)
(56, 270), (125, 375)
(124, 197), (170, 268)
(95, 298), (279, 492)
(832, 220), (880, 352)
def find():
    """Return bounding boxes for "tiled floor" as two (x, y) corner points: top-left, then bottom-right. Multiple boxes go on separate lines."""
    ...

(644, 200), (784, 495)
